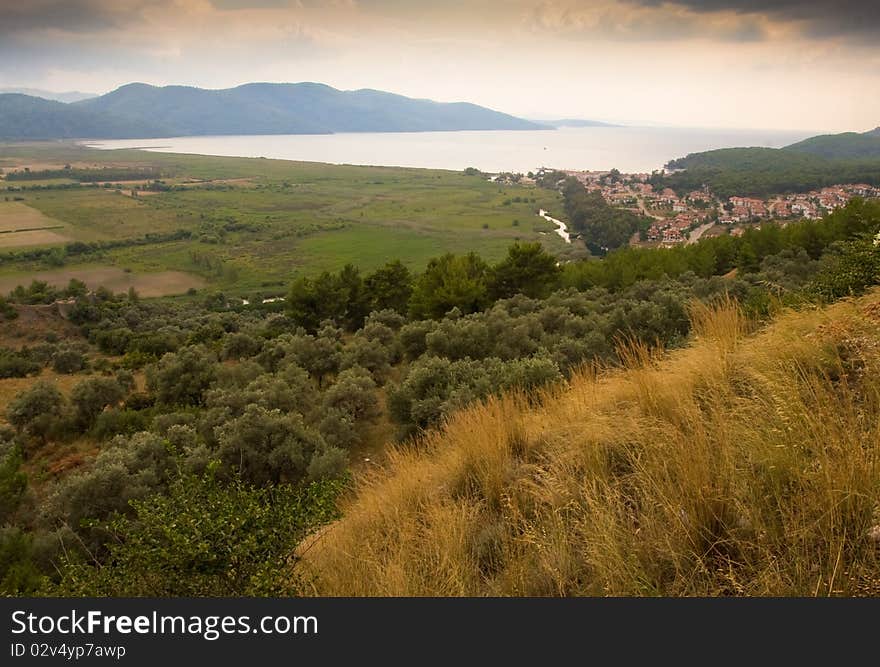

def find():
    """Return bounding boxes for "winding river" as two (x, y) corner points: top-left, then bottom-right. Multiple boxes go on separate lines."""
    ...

(538, 209), (571, 244)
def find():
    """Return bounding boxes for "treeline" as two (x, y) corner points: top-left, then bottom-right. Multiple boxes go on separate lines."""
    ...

(4, 167), (163, 182)
(657, 147), (880, 198)
(285, 243), (561, 330)
(0, 229), (193, 264)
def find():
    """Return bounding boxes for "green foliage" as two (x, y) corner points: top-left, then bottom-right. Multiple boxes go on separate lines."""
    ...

(50, 475), (344, 596)
(0, 442), (27, 521)
(215, 405), (345, 486)
(321, 366), (380, 425)
(659, 147), (880, 198)
(147, 346), (217, 406)
(487, 242), (561, 300)
(408, 252), (490, 320)
(6, 381), (64, 446)
(51, 348), (86, 374)
(809, 236), (880, 300)
(70, 377), (125, 431)
(388, 354), (562, 438)
(363, 260), (413, 315)
(0, 297), (17, 321)
(562, 199), (880, 291)
(0, 528), (44, 595)
(0, 348), (41, 379)
(562, 178), (650, 254)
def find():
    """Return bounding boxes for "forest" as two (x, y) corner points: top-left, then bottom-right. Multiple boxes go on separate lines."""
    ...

(0, 197), (878, 596)
(657, 147), (880, 198)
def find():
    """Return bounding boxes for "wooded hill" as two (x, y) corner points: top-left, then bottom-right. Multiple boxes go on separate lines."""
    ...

(0, 82), (545, 140)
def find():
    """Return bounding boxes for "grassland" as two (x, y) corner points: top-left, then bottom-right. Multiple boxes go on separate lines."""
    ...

(0, 142), (569, 297)
(303, 292), (880, 596)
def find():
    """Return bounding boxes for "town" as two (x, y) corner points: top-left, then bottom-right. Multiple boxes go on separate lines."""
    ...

(510, 169), (880, 248)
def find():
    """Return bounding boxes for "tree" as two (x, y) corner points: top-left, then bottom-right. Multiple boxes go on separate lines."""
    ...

(364, 261), (413, 314)
(487, 242), (561, 301)
(147, 346), (216, 406)
(6, 381), (64, 447)
(408, 252), (489, 320)
(70, 378), (125, 431)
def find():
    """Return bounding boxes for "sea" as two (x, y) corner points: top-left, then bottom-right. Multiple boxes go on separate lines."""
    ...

(87, 125), (815, 174)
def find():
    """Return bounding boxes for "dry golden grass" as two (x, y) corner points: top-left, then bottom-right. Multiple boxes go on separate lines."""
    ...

(303, 291), (880, 596)
(0, 267), (205, 298)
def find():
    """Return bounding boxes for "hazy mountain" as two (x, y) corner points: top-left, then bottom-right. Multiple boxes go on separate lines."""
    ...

(0, 82), (544, 139)
(532, 118), (620, 128)
(0, 93), (168, 140)
(784, 127), (880, 159)
(0, 88), (96, 103)
(69, 82), (544, 137)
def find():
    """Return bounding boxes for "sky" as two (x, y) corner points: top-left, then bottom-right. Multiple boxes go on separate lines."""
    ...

(1, 0), (878, 132)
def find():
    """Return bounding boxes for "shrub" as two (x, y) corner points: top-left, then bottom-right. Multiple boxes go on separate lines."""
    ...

(51, 348), (86, 374)
(51, 476), (343, 596)
(147, 346), (217, 406)
(215, 405), (345, 486)
(6, 381), (64, 447)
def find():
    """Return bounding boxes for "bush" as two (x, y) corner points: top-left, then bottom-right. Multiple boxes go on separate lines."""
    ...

(321, 366), (380, 424)
(91, 409), (152, 440)
(147, 346), (217, 406)
(216, 405), (345, 486)
(0, 349), (41, 379)
(51, 348), (86, 374)
(6, 381), (64, 446)
(70, 377), (125, 431)
(51, 476), (343, 596)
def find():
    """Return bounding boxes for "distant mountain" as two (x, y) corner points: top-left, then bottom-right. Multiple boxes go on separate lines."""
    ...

(533, 118), (620, 128)
(0, 88), (96, 103)
(0, 94), (168, 140)
(0, 82), (545, 140)
(784, 128), (880, 160)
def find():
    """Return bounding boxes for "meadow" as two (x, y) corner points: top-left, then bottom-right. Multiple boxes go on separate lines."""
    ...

(0, 143), (570, 297)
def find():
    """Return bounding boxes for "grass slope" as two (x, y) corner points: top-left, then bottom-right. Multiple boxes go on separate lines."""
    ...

(304, 293), (880, 596)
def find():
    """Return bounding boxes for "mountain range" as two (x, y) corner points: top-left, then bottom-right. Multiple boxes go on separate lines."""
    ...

(0, 82), (546, 140)
(0, 88), (96, 104)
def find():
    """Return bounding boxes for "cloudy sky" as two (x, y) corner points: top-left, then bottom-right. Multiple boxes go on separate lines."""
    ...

(1, 0), (878, 132)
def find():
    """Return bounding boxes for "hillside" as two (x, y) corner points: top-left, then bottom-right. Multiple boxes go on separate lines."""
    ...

(0, 82), (544, 140)
(660, 146), (880, 198)
(0, 94), (169, 140)
(785, 129), (880, 160)
(303, 292), (880, 596)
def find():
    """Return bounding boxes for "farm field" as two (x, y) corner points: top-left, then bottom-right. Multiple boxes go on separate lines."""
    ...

(0, 142), (570, 297)
(0, 200), (72, 248)
(0, 266), (205, 298)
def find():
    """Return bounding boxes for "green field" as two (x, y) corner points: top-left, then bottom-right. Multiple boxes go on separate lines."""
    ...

(0, 142), (569, 297)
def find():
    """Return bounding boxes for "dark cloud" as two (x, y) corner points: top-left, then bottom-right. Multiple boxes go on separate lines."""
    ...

(625, 0), (880, 38)
(0, 0), (153, 36)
